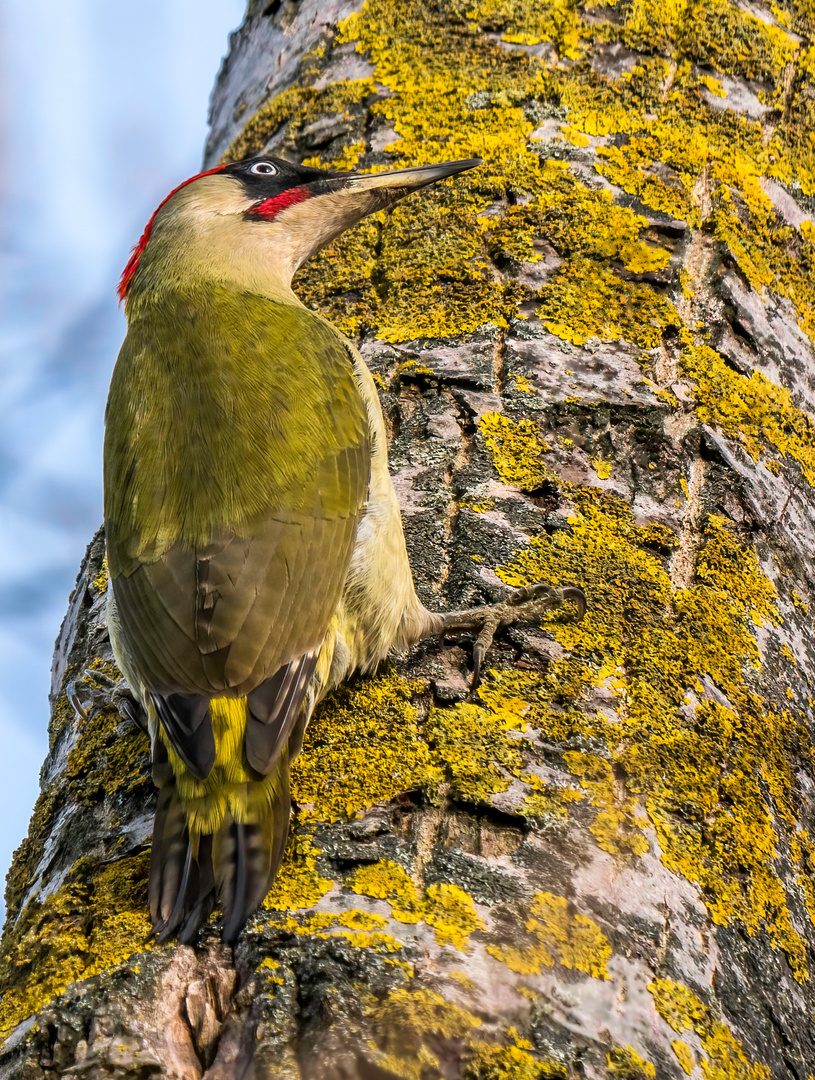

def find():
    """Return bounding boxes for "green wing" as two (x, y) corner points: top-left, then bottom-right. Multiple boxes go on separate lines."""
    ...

(104, 288), (369, 706)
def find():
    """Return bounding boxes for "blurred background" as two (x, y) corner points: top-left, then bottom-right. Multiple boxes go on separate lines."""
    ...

(0, 0), (245, 916)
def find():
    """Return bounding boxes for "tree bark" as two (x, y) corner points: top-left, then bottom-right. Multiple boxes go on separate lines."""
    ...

(3, 0), (815, 1077)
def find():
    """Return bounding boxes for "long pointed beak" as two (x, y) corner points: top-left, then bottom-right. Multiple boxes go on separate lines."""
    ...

(279, 157), (483, 273)
(343, 158), (483, 194)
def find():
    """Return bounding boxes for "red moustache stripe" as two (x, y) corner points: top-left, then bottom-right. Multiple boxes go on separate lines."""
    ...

(249, 186), (311, 221)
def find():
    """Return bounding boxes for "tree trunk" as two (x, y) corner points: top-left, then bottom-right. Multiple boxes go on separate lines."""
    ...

(3, 0), (815, 1077)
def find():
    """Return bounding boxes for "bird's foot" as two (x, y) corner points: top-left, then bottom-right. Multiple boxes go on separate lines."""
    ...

(434, 583), (586, 689)
(67, 669), (148, 734)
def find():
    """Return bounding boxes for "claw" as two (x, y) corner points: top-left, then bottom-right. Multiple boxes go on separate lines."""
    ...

(471, 612), (500, 690)
(559, 585), (587, 619)
(112, 687), (148, 734)
(66, 681), (89, 721)
(118, 695), (149, 735)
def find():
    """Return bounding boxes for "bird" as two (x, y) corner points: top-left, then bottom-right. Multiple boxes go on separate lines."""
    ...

(103, 152), (586, 944)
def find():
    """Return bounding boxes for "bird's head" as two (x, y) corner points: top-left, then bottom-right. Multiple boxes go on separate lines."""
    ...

(119, 153), (482, 305)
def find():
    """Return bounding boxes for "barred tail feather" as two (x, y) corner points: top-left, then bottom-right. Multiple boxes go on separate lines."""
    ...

(179, 834), (216, 944)
(217, 749), (292, 943)
(149, 744), (195, 936)
(149, 751), (218, 942)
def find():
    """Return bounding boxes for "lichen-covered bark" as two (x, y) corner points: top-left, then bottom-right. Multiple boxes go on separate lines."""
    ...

(3, 0), (815, 1076)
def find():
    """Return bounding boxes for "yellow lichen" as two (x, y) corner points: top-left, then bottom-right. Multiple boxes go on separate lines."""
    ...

(466, 0), (590, 61)
(337, 908), (391, 931)
(465, 1038), (568, 1078)
(91, 557), (109, 595)
(479, 413), (552, 491)
(487, 461), (810, 978)
(487, 891), (611, 978)
(268, 908), (405, 954)
(350, 860), (424, 923)
(424, 883), (485, 949)
(683, 343), (815, 486)
(0, 855), (151, 1043)
(698, 74), (727, 97)
(512, 374), (537, 393)
(374, 987), (481, 1037)
(258, 956), (285, 985)
(672, 1040), (696, 1076)
(65, 700), (150, 811)
(349, 861), (485, 949)
(679, 0), (798, 82)
(302, 140), (366, 172)
(424, 691), (532, 804)
(650, 979), (709, 1033)
(649, 980), (771, 1078)
(606, 1046), (656, 1078)
(292, 673), (438, 822)
(563, 752), (649, 856)
(521, 776), (584, 820)
(537, 258), (677, 348)
(592, 458), (613, 480)
(448, 970), (477, 990)
(262, 833), (333, 912)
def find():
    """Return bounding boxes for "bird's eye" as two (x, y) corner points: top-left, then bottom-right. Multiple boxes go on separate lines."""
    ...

(249, 161), (278, 176)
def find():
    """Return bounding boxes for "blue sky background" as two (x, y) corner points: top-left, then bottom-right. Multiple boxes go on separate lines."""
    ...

(0, 0), (245, 913)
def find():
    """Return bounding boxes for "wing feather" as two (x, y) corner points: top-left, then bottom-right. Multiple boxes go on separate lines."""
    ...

(245, 651), (320, 775)
(105, 290), (369, 777)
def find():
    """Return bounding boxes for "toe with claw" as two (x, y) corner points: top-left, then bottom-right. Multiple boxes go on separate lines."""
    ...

(67, 669), (148, 734)
(434, 583), (586, 689)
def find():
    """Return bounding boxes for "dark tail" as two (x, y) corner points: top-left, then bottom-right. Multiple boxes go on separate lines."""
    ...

(148, 743), (292, 944)
(216, 749), (292, 943)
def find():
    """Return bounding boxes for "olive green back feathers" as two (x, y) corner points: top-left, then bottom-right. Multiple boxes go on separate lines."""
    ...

(105, 288), (369, 696)
(104, 286), (369, 941)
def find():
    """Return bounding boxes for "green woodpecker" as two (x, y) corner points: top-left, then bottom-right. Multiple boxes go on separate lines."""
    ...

(104, 153), (584, 944)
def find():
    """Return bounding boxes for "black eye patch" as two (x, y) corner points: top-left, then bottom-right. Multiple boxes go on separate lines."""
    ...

(224, 154), (342, 198)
